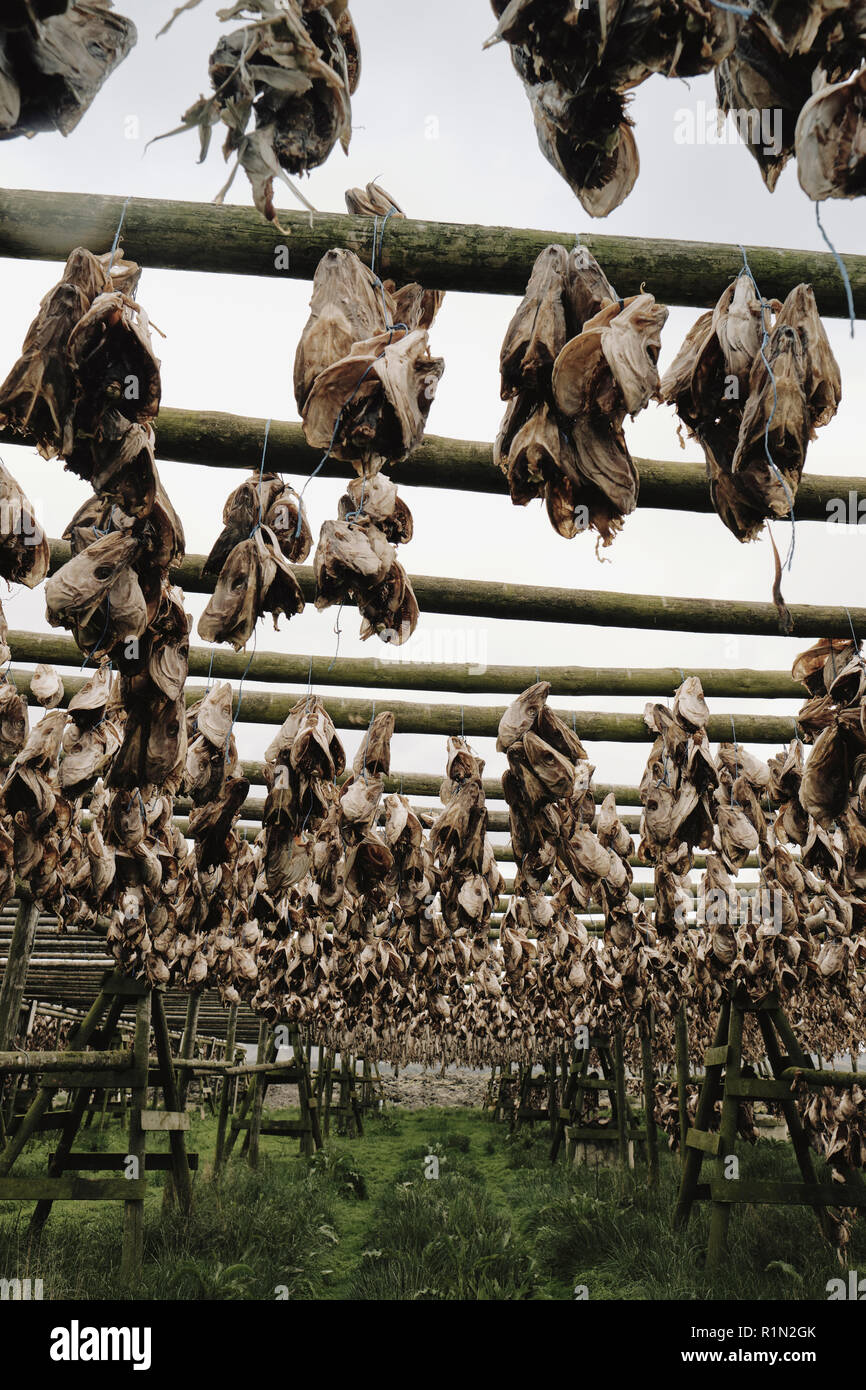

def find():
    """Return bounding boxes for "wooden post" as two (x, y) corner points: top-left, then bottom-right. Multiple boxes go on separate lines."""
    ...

(0, 899), (40, 1050)
(213, 1003), (238, 1177)
(675, 1007), (690, 1168)
(674, 997), (731, 1230)
(0, 981), (112, 1176)
(613, 1030), (628, 1168)
(177, 992), (201, 1108)
(247, 1022), (271, 1169)
(1, 187), (862, 316)
(640, 1015), (659, 1187)
(150, 992), (193, 1213)
(121, 990), (150, 1285)
(706, 995), (742, 1271)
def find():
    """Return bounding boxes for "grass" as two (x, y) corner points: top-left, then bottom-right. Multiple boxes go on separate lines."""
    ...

(1, 1102), (865, 1300)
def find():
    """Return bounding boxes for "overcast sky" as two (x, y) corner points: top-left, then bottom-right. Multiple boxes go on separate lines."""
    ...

(1, 0), (865, 883)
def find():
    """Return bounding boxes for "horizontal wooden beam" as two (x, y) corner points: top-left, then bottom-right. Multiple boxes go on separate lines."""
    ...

(44, 541), (866, 640)
(8, 629), (801, 701)
(0, 189), (861, 315)
(0, 1048), (130, 1073)
(4, 406), (855, 528)
(3, 665), (806, 742)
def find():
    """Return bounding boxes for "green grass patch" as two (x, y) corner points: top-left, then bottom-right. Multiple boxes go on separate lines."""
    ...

(2, 1103), (865, 1300)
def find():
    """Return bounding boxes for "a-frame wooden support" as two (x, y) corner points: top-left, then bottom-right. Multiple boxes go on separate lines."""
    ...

(550, 1026), (657, 1179)
(675, 985), (866, 1272)
(219, 1026), (322, 1168)
(0, 970), (195, 1280)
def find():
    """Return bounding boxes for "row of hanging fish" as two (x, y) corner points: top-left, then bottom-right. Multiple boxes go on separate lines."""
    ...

(498, 243), (842, 560)
(156, 0), (361, 227)
(496, 243), (667, 546)
(0, 1), (135, 142)
(486, 2), (866, 213)
(294, 189), (444, 645)
(662, 275), (841, 545)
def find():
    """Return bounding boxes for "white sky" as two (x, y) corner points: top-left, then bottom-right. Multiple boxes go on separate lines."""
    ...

(1, 0), (865, 878)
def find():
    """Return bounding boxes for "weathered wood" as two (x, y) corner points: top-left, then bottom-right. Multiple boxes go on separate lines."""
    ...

(757, 1010), (836, 1245)
(0, 1049), (130, 1073)
(5, 628), (804, 701)
(0, 189), (860, 316)
(0, 663), (820, 744)
(247, 1021), (271, 1169)
(50, 1152), (199, 1172)
(675, 1008), (690, 1173)
(685, 1128), (721, 1155)
(40, 540), (866, 641)
(708, 1179), (866, 1206)
(4, 402), (857, 530)
(149, 992), (193, 1213)
(121, 990), (150, 1283)
(177, 993), (201, 1108)
(780, 1067), (866, 1088)
(0, 983), (113, 1176)
(726, 1077), (794, 1100)
(140, 1110), (190, 1132)
(707, 995), (743, 1270)
(0, 900), (40, 1051)
(640, 1017), (659, 1187)
(214, 1003), (239, 1177)
(674, 998), (730, 1230)
(703, 1046), (730, 1068)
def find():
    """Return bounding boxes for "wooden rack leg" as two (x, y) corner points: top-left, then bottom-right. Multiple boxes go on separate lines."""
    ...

(0, 981), (114, 1176)
(613, 1030), (629, 1168)
(150, 992), (193, 1212)
(177, 993), (201, 1110)
(674, 996), (730, 1230)
(0, 899), (40, 1051)
(323, 1051), (334, 1138)
(121, 990), (151, 1285)
(640, 1015), (659, 1187)
(675, 1008), (690, 1168)
(29, 993), (126, 1236)
(248, 1027), (276, 1169)
(706, 998), (743, 1271)
(214, 1003), (238, 1176)
(758, 1010), (837, 1245)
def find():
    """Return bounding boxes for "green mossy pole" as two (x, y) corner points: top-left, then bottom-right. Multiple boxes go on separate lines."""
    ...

(0, 188), (861, 316)
(1, 658), (823, 746)
(177, 993), (201, 1109)
(640, 1015), (659, 1187)
(0, 900), (40, 1051)
(121, 990), (150, 1285)
(214, 1004), (238, 1177)
(675, 1008), (690, 1173)
(613, 1031), (628, 1168)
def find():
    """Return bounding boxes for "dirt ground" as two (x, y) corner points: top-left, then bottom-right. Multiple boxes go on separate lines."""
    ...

(264, 1067), (490, 1113)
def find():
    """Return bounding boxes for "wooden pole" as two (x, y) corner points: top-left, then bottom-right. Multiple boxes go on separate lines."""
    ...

(613, 1031), (629, 1168)
(640, 1015), (659, 1187)
(3, 401), (857, 526)
(121, 989), (150, 1285)
(2, 659), (822, 744)
(42, 536), (866, 643)
(0, 982), (113, 1175)
(675, 1008), (690, 1170)
(150, 992), (193, 1213)
(0, 900), (40, 1050)
(177, 993), (201, 1108)
(214, 1003), (238, 1177)
(0, 188), (861, 316)
(247, 1022), (271, 1169)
